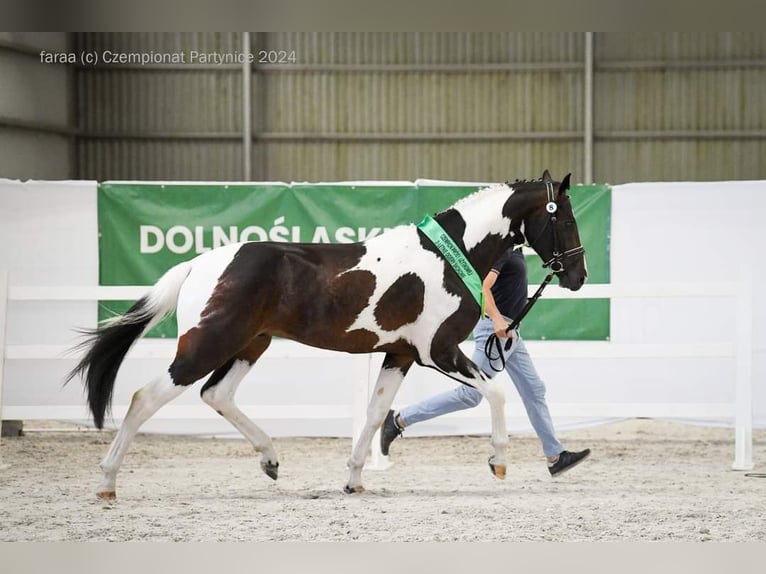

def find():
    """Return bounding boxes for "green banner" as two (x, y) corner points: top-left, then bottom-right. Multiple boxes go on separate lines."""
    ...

(98, 182), (610, 340)
(524, 183), (610, 340)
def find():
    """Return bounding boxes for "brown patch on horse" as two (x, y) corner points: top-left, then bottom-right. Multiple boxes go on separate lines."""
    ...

(170, 327), (226, 385)
(327, 269), (376, 309)
(173, 242), (383, 386)
(237, 334), (273, 363)
(334, 328), (380, 352)
(221, 243), (381, 352)
(373, 272), (425, 331)
(267, 265), (380, 353)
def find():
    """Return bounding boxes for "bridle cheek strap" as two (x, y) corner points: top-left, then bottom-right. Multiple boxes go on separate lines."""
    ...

(538, 181), (585, 272)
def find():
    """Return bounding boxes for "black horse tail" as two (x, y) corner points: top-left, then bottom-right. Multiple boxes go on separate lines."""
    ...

(65, 261), (193, 429)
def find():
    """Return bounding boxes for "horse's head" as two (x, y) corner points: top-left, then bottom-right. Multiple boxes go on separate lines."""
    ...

(514, 170), (587, 291)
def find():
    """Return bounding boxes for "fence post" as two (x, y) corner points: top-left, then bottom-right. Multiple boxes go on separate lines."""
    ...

(732, 264), (753, 471)
(0, 270), (9, 468)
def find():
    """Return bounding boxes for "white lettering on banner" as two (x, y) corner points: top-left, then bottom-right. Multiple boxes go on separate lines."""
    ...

(335, 227), (356, 243)
(358, 227), (383, 241)
(140, 225), (164, 254)
(166, 226), (194, 254)
(310, 226), (393, 243)
(137, 220), (398, 254)
(312, 227), (331, 243)
(240, 226), (268, 242)
(213, 226), (238, 248)
(268, 217), (294, 242)
(195, 227), (210, 253)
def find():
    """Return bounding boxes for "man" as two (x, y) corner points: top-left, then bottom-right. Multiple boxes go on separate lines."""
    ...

(380, 246), (591, 476)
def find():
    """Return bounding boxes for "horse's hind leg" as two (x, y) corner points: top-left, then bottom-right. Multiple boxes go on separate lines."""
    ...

(432, 349), (508, 479)
(345, 353), (414, 494)
(97, 372), (187, 500)
(200, 334), (280, 481)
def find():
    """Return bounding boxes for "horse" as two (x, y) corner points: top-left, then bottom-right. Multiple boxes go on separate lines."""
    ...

(66, 170), (587, 499)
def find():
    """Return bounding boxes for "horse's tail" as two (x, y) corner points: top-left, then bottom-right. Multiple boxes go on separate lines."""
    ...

(65, 260), (193, 429)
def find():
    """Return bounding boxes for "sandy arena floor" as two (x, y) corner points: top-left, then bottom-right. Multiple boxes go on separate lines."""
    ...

(0, 418), (764, 542)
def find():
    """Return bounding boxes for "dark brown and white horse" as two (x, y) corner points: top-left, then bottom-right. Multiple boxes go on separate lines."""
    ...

(68, 170), (586, 499)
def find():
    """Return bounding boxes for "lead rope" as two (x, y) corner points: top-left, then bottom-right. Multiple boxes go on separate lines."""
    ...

(483, 270), (556, 372)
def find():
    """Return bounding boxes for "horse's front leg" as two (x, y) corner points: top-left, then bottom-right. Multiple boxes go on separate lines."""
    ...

(432, 348), (509, 479)
(345, 353), (413, 494)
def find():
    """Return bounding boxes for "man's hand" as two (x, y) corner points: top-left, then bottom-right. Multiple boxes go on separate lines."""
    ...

(492, 317), (513, 339)
(484, 270), (513, 339)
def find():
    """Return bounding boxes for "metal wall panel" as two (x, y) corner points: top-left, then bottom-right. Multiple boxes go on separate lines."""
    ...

(596, 32), (766, 61)
(77, 32), (242, 57)
(595, 140), (766, 184)
(258, 141), (582, 183)
(0, 129), (71, 179)
(593, 32), (766, 182)
(596, 69), (766, 131)
(0, 50), (70, 127)
(256, 71), (582, 134)
(77, 69), (242, 133)
(260, 32), (584, 64)
(78, 139), (242, 182)
(0, 32), (68, 52)
(75, 33), (244, 181)
(74, 32), (766, 184)
(0, 32), (72, 179)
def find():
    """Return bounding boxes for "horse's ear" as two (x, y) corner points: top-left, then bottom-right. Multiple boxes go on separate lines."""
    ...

(558, 173), (572, 195)
(541, 169), (553, 183)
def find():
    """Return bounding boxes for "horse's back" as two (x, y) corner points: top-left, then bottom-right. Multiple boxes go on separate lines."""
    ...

(176, 240), (374, 343)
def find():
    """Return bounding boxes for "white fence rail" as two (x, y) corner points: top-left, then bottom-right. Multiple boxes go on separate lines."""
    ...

(0, 270), (754, 471)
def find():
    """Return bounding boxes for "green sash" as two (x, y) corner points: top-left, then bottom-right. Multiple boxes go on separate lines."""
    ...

(416, 215), (484, 314)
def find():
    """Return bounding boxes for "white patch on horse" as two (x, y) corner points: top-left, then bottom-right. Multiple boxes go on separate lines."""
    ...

(344, 225), (461, 365)
(176, 242), (243, 336)
(452, 183), (516, 251)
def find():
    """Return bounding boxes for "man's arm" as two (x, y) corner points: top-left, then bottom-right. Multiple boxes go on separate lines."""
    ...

(482, 271), (513, 339)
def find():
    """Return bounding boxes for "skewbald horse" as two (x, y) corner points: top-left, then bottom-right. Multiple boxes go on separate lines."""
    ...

(67, 170), (587, 499)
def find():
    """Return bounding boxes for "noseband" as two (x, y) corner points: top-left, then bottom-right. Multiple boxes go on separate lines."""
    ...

(529, 182), (585, 273)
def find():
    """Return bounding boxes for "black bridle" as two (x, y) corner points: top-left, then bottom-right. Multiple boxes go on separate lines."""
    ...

(483, 182), (585, 372)
(529, 182), (585, 273)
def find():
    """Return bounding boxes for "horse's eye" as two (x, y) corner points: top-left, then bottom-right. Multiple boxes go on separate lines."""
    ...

(564, 220), (574, 227)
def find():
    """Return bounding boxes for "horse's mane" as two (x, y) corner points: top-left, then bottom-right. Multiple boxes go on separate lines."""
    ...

(431, 176), (553, 218)
(508, 177), (546, 186)
(435, 182), (512, 217)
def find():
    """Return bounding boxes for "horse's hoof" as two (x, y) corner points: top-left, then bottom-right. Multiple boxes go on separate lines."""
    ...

(343, 485), (365, 494)
(97, 490), (116, 501)
(488, 457), (507, 480)
(261, 460), (279, 481)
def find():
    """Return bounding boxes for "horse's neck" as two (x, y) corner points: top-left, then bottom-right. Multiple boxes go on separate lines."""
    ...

(434, 185), (521, 279)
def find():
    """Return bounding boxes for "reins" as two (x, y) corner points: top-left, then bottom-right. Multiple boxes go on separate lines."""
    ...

(483, 182), (584, 372)
(483, 270), (556, 372)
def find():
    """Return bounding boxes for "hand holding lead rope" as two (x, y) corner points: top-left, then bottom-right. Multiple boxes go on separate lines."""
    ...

(484, 270), (557, 371)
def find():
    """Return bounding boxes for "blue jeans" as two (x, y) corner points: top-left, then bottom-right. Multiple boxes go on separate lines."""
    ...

(399, 317), (564, 458)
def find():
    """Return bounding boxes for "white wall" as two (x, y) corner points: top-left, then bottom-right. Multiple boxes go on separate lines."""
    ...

(610, 182), (764, 416)
(1, 179), (764, 438)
